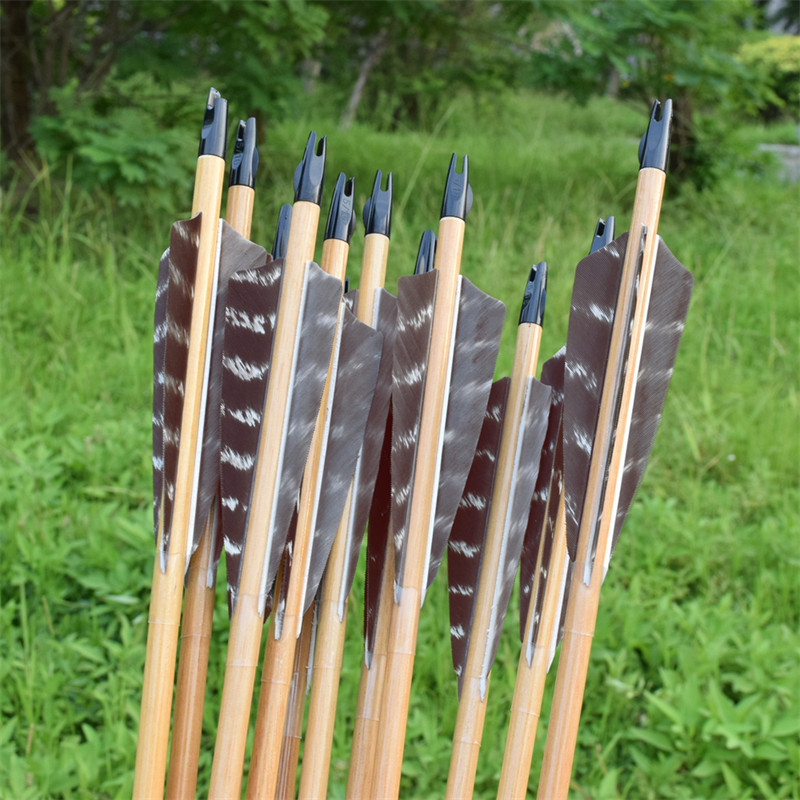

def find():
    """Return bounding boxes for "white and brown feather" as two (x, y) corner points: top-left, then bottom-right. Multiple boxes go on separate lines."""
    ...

(155, 215), (202, 556)
(447, 379), (508, 688)
(424, 278), (505, 598)
(340, 289), (397, 618)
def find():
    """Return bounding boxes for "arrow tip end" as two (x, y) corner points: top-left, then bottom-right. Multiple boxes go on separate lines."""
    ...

(590, 216), (616, 254)
(293, 131), (327, 204)
(229, 117), (258, 188)
(198, 87), (228, 159)
(325, 172), (357, 243)
(441, 153), (473, 220)
(519, 261), (547, 326)
(363, 169), (394, 237)
(638, 99), (673, 172)
(414, 229), (437, 275)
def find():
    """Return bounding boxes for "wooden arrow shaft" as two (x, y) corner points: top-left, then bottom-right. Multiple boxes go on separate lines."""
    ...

(208, 199), (320, 800)
(134, 153), (225, 800)
(275, 604), (315, 800)
(300, 232), (390, 800)
(166, 182), (255, 800)
(246, 231), (349, 799)
(497, 496), (567, 800)
(346, 535), (394, 799)
(165, 512), (215, 800)
(372, 216), (465, 800)
(446, 323), (542, 800)
(536, 167), (666, 800)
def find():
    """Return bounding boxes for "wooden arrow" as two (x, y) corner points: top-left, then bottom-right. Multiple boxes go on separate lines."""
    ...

(164, 117), (261, 800)
(445, 263), (552, 800)
(497, 219), (615, 800)
(345, 230), (435, 800)
(245, 172), (385, 799)
(134, 88), (228, 800)
(536, 99), (693, 800)
(371, 155), (505, 800)
(298, 171), (398, 800)
(207, 132), (343, 799)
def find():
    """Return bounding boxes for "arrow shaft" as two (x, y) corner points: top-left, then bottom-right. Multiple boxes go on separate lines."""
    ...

(166, 510), (216, 800)
(247, 223), (348, 799)
(134, 153), (225, 800)
(166, 182), (256, 800)
(498, 496), (568, 800)
(372, 215), (465, 799)
(537, 167), (666, 800)
(446, 323), (542, 800)
(209, 199), (321, 800)
(275, 603), (316, 800)
(300, 231), (390, 800)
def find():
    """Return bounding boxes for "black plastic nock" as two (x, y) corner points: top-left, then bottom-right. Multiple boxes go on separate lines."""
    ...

(414, 229), (437, 275)
(589, 216), (615, 254)
(293, 131), (327, 205)
(440, 154), (473, 220)
(229, 118), (258, 188)
(324, 173), (357, 243)
(272, 204), (292, 260)
(198, 87), (228, 159)
(363, 170), (393, 237)
(519, 261), (547, 326)
(638, 99), (673, 172)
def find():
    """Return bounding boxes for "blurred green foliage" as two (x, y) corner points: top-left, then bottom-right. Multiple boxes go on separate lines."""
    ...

(2, 0), (798, 201)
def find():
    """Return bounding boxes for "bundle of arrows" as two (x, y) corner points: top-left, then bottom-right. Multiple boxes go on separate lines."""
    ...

(134, 88), (693, 800)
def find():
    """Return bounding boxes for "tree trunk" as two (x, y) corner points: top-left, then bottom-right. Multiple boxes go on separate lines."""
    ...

(1, 0), (35, 165)
(340, 29), (388, 130)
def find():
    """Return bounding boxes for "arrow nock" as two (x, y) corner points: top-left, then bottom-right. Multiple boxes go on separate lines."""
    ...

(229, 118), (258, 188)
(272, 204), (293, 260)
(293, 131), (327, 204)
(324, 172), (357, 243)
(363, 170), (393, 237)
(414, 229), (437, 275)
(590, 216), (616, 254)
(638, 99), (673, 172)
(519, 261), (547, 326)
(198, 87), (228, 159)
(441, 154), (473, 220)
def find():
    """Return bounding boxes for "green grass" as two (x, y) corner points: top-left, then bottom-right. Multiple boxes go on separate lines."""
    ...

(1, 90), (798, 799)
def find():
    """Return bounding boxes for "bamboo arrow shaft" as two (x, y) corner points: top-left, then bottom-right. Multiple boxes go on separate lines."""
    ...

(166, 512), (215, 799)
(246, 228), (349, 799)
(497, 496), (568, 800)
(134, 153), (225, 800)
(208, 199), (321, 800)
(446, 323), (542, 800)
(536, 167), (666, 800)
(346, 536), (394, 799)
(301, 230), (390, 800)
(166, 182), (255, 800)
(275, 603), (316, 800)
(372, 216), (465, 799)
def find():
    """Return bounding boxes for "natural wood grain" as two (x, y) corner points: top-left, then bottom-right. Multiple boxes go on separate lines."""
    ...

(346, 537), (394, 800)
(165, 513), (215, 800)
(497, 496), (568, 800)
(208, 199), (321, 800)
(445, 323), (542, 800)
(225, 185), (254, 241)
(300, 230), (390, 800)
(275, 603), (316, 800)
(371, 215), (465, 800)
(245, 227), (349, 800)
(536, 167), (666, 800)
(166, 181), (256, 800)
(133, 153), (225, 800)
